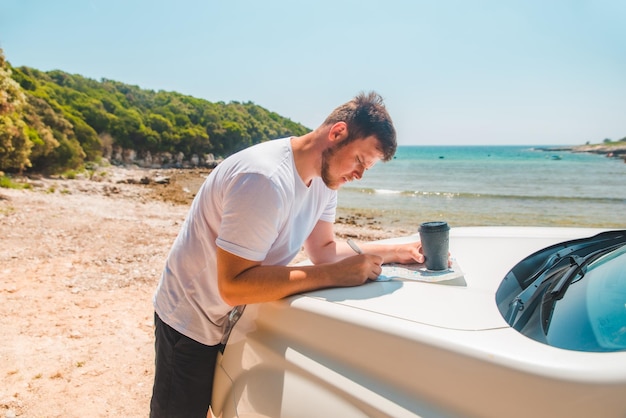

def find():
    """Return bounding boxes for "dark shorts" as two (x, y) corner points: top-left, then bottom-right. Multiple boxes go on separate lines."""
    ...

(150, 312), (221, 418)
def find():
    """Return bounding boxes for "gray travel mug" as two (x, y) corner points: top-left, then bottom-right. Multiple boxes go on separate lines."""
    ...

(418, 221), (450, 271)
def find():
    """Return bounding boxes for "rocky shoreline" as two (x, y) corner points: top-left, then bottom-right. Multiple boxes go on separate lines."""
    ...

(534, 142), (626, 160)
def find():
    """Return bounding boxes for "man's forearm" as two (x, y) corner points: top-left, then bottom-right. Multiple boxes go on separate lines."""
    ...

(219, 263), (336, 306)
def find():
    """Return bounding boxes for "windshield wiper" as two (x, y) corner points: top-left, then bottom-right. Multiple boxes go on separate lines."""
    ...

(548, 242), (626, 300)
(539, 242), (626, 333)
(504, 249), (577, 327)
(504, 231), (626, 328)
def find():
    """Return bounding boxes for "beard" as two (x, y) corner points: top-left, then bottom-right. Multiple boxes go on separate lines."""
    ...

(320, 145), (342, 190)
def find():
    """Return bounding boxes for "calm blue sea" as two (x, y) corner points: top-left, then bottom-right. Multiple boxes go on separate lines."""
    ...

(338, 146), (626, 230)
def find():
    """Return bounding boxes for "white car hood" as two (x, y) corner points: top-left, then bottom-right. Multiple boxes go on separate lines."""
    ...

(295, 227), (607, 331)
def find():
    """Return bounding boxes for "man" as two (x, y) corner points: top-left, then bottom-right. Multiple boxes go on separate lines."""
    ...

(150, 92), (425, 417)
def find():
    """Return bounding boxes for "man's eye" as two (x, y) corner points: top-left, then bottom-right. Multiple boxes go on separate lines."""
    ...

(356, 156), (370, 170)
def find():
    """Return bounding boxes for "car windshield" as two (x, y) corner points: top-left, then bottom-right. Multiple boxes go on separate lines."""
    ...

(497, 230), (626, 352)
(544, 245), (626, 352)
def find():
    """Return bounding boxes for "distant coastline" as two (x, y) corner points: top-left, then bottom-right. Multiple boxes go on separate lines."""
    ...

(533, 142), (626, 160)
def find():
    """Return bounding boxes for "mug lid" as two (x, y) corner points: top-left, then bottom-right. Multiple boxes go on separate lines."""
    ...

(419, 221), (450, 232)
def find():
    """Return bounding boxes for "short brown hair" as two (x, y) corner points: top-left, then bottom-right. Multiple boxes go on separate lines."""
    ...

(323, 91), (397, 161)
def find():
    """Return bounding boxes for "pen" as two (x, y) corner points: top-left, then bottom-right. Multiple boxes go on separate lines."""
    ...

(347, 238), (363, 255)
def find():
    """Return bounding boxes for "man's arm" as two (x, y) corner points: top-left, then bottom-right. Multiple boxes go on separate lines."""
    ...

(303, 220), (358, 264)
(304, 220), (425, 265)
(216, 247), (382, 306)
(217, 220), (428, 307)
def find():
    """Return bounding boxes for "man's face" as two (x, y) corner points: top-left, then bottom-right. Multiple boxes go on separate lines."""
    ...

(321, 136), (383, 190)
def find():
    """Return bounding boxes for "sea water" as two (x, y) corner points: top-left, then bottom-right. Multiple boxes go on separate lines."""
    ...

(338, 146), (626, 230)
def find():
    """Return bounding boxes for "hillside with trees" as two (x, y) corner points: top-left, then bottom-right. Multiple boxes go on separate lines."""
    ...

(0, 49), (309, 174)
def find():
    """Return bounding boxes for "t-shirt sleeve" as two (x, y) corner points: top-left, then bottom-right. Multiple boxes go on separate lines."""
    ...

(215, 173), (284, 261)
(320, 189), (337, 223)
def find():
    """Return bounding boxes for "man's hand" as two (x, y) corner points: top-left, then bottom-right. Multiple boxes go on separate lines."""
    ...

(331, 254), (384, 285)
(388, 242), (425, 265)
(358, 241), (424, 265)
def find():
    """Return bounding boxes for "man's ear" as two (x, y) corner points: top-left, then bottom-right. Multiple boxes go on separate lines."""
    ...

(328, 122), (348, 143)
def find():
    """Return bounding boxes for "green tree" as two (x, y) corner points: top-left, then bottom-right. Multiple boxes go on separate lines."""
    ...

(0, 49), (32, 173)
(22, 97), (60, 167)
(5, 49), (310, 173)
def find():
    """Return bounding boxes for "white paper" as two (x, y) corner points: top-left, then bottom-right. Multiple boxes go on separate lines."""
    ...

(377, 259), (464, 283)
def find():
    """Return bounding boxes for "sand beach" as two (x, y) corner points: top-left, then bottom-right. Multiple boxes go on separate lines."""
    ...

(0, 167), (401, 417)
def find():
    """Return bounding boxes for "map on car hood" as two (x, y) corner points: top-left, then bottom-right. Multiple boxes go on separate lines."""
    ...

(377, 259), (465, 283)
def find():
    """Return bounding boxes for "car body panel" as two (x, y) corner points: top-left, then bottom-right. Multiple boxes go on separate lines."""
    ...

(212, 227), (626, 418)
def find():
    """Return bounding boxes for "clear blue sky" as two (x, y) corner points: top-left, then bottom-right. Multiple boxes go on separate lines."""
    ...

(1, 0), (624, 145)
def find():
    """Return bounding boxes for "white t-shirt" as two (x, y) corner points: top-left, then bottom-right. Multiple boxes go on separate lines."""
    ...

(153, 138), (337, 345)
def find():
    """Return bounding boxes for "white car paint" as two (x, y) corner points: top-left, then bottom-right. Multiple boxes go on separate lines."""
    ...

(212, 227), (626, 418)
